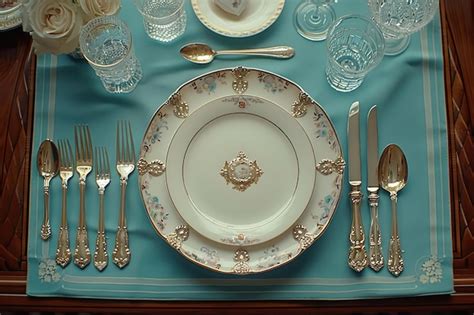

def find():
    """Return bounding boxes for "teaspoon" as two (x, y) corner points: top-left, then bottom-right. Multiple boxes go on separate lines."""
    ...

(378, 144), (408, 277)
(180, 43), (295, 64)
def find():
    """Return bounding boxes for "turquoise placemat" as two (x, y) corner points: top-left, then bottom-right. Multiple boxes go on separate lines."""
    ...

(27, 0), (453, 300)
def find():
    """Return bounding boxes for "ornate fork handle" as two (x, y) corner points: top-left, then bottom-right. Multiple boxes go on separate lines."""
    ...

(112, 178), (131, 268)
(368, 192), (384, 271)
(348, 188), (368, 272)
(388, 193), (404, 276)
(56, 182), (71, 267)
(41, 179), (52, 240)
(74, 179), (91, 268)
(94, 188), (108, 271)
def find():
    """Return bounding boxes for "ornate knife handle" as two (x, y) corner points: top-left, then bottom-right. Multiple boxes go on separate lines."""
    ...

(56, 182), (71, 267)
(348, 187), (368, 272)
(112, 179), (131, 268)
(388, 193), (404, 276)
(74, 180), (91, 269)
(41, 179), (52, 240)
(368, 192), (384, 271)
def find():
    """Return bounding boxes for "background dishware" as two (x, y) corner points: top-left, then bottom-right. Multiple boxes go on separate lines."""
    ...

(325, 15), (385, 92)
(113, 121), (135, 269)
(37, 139), (59, 241)
(74, 125), (93, 269)
(378, 144), (408, 277)
(135, 0), (186, 42)
(0, 0), (22, 31)
(368, 0), (439, 55)
(79, 15), (142, 94)
(56, 139), (73, 268)
(180, 43), (295, 64)
(294, 0), (335, 41)
(94, 147), (111, 272)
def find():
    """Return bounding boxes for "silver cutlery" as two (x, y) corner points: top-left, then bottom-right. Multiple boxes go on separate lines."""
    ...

(94, 147), (111, 271)
(113, 120), (135, 268)
(180, 43), (295, 64)
(74, 125), (93, 269)
(367, 105), (384, 271)
(37, 139), (59, 240)
(347, 101), (368, 272)
(379, 144), (408, 277)
(55, 139), (73, 267)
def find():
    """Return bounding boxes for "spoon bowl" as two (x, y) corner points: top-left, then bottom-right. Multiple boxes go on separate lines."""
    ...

(180, 43), (295, 64)
(378, 144), (408, 277)
(37, 139), (59, 240)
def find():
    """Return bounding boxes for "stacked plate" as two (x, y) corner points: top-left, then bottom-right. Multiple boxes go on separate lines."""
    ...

(138, 67), (344, 274)
(0, 0), (21, 31)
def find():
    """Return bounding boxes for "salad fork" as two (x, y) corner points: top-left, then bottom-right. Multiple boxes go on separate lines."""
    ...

(94, 147), (111, 271)
(55, 139), (73, 267)
(112, 120), (135, 268)
(74, 125), (93, 269)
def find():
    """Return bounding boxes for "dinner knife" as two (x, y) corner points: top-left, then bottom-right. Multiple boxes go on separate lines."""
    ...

(367, 105), (384, 271)
(347, 101), (368, 272)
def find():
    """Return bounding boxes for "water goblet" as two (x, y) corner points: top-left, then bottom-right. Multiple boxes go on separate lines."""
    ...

(368, 0), (439, 56)
(135, 0), (187, 42)
(79, 16), (143, 94)
(325, 15), (385, 92)
(294, 0), (336, 41)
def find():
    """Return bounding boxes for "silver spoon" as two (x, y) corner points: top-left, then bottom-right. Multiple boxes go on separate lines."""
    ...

(378, 144), (408, 277)
(180, 43), (295, 64)
(37, 139), (59, 240)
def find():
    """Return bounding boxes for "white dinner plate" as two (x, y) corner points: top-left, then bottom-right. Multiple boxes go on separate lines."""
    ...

(191, 0), (285, 37)
(0, 0), (21, 31)
(139, 67), (345, 274)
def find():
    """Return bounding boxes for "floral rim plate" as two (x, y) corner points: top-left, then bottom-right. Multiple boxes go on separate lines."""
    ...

(191, 0), (285, 38)
(0, 0), (21, 31)
(138, 67), (345, 274)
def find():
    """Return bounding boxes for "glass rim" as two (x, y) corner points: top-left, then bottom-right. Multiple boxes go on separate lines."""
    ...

(134, 0), (184, 23)
(79, 15), (133, 69)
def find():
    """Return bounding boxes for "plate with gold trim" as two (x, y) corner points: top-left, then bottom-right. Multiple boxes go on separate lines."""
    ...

(139, 67), (344, 274)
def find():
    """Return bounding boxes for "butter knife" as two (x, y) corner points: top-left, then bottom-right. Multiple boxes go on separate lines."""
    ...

(347, 101), (368, 272)
(367, 105), (384, 271)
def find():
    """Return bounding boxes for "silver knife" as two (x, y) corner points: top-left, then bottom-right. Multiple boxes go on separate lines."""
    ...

(367, 105), (384, 271)
(347, 101), (368, 272)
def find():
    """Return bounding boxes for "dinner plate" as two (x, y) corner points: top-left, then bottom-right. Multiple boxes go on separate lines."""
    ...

(191, 0), (285, 38)
(166, 95), (316, 246)
(0, 0), (21, 31)
(139, 67), (345, 274)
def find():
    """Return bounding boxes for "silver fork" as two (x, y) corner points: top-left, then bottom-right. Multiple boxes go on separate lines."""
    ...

(94, 147), (111, 271)
(74, 125), (93, 269)
(56, 139), (73, 268)
(112, 120), (135, 268)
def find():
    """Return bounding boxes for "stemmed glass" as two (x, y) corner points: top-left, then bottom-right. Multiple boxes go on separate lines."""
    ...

(294, 0), (336, 41)
(368, 0), (439, 55)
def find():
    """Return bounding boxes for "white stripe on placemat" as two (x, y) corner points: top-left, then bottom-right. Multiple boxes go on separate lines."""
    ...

(47, 55), (57, 140)
(420, 25), (437, 256)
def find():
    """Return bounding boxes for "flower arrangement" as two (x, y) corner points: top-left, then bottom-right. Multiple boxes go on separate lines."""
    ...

(22, 0), (120, 54)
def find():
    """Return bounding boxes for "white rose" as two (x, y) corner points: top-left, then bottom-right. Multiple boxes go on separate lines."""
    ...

(27, 0), (82, 54)
(79, 0), (120, 22)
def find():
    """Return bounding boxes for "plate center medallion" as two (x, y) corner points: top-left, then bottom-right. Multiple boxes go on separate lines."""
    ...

(220, 151), (263, 192)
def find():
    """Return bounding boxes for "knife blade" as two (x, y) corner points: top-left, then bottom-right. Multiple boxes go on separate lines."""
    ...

(367, 105), (384, 271)
(347, 101), (368, 272)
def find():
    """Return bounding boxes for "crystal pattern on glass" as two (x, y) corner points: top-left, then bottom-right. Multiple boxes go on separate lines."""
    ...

(79, 16), (142, 94)
(294, 0), (335, 41)
(325, 15), (385, 92)
(135, 0), (187, 42)
(368, 0), (439, 55)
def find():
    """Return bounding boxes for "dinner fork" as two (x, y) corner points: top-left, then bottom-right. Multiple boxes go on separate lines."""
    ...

(112, 120), (134, 268)
(74, 125), (93, 269)
(55, 139), (73, 268)
(94, 147), (111, 271)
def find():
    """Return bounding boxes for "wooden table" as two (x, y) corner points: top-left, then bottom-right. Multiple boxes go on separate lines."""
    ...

(0, 0), (473, 312)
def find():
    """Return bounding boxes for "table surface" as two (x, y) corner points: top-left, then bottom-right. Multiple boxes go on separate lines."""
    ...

(0, 0), (473, 312)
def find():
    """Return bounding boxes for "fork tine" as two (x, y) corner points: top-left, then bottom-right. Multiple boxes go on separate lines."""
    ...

(121, 120), (126, 162)
(128, 121), (135, 163)
(80, 125), (87, 161)
(116, 121), (121, 164)
(66, 139), (73, 168)
(94, 147), (98, 177)
(74, 126), (80, 162)
(104, 147), (110, 174)
(86, 126), (93, 162)
(58, 139), (63, 165)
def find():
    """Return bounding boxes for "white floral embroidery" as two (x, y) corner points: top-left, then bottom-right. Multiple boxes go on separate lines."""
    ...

(419, 256), (443, 284)
(38, 259), (61, 283)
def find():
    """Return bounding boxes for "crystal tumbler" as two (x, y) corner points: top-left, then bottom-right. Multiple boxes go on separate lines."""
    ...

(79, 16), (143, 94)
(135, 0), (187, 42)
(368, 0), (439, 55)
(325, 15), (385, 92)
